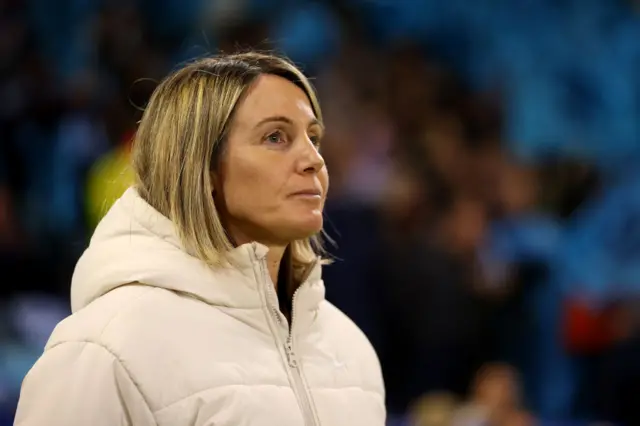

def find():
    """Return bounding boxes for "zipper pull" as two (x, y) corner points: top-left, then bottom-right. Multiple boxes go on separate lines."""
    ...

(285, 338), (298, 368)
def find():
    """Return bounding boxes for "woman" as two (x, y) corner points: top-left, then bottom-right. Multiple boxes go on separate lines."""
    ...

(14, 52), (385, 426)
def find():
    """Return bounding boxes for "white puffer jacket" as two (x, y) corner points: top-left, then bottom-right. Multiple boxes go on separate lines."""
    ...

(14, 188), (386, 426)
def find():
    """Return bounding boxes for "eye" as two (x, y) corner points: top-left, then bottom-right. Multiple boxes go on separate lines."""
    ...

(309, 135), (322, 147)
(265, 130), (287, 145)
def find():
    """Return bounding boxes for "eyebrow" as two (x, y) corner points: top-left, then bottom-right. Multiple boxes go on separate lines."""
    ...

(254, 115), (324, 130)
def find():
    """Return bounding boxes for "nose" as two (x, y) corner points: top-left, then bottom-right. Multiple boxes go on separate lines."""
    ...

(297, 137), (325, 175)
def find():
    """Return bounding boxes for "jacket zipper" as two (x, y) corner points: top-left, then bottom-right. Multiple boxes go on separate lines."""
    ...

(253, 244), (319, 426)
(284, 287), (319, 426)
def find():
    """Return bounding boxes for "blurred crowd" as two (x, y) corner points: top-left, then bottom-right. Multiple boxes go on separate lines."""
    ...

(3, 0), (640, 425)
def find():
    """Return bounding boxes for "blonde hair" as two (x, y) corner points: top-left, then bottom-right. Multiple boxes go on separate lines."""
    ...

(132, 52), (328, 274)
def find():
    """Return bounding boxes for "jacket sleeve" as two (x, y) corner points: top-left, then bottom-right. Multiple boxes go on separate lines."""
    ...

(14, 341), (157, 426)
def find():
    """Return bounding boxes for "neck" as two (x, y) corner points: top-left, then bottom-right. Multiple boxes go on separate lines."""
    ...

(266, 245), (287, 288)
(224, 223), (288, 288)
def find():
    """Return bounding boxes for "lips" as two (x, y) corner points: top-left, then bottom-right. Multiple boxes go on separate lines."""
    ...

(290, 189), (322, 198)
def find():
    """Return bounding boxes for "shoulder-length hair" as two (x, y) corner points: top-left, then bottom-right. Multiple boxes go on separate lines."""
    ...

(132, 52), (328, 275)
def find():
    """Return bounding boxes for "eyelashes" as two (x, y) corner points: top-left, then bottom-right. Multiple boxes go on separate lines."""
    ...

(309, 135), (322, 147)
(265, 130), (287, 145)
(263, 129), (322, 148)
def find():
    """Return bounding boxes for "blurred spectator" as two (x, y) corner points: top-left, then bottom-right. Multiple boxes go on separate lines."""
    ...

(371, 156), (494, 413)
(50, 70), (109, 239)
(452, 363), (534, 426)
(409, 392), (459, 426)
(85, 131), (134, 230)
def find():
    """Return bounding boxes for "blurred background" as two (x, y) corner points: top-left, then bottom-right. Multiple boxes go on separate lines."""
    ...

(2, 0), (640, 424)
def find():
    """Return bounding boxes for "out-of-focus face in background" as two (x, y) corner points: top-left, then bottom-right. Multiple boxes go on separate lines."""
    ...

(215, 74), (328, 246)
(473, 363), (522, 419)
(421, 113), (466, 188)
(497, 162), (539, 216)
(440, 196), (488, 255)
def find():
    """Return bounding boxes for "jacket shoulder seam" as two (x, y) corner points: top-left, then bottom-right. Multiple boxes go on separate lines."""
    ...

(97, 285), (157, 339)
(154, 383), (292, 414)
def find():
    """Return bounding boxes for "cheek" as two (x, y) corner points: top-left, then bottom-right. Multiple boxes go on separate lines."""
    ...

(221, 153), (285, 216)
(221, 157), (262, 211)
(319, 167), (330, 197)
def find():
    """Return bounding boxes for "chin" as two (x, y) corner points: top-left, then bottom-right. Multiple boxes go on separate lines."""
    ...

(279, 217), (323, 241)
(292, 223), (323, 240)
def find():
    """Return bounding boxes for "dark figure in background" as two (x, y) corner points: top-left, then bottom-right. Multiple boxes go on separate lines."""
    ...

(365, 158), (492, 414)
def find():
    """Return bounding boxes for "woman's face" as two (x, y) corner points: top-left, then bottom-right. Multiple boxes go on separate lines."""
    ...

(215, 74), (329, 246)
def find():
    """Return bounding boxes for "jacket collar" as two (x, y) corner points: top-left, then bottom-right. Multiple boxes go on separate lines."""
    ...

(71, 187), (324, 313)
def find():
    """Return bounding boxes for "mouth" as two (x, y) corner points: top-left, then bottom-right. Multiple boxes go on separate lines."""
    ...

(290, 189), (322, 199)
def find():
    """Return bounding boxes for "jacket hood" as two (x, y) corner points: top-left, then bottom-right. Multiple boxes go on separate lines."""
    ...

(71, 187), (323, 313)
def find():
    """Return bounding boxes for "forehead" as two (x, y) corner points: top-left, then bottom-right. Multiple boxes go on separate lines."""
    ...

(234, 74), (316, 126)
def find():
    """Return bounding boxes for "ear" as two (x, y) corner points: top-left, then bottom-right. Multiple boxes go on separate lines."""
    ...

(210, 171), (219, 197)
(210, 141), (228, 198)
